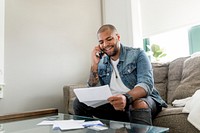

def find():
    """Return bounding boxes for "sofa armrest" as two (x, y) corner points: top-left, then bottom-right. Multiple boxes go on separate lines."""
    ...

(63, 84), (88, 114)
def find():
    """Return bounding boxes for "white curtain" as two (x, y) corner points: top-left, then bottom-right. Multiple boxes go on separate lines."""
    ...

(140, 0), (200, 37)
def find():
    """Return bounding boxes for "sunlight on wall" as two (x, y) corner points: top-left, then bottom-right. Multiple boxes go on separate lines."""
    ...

(149, 27), (190, 62)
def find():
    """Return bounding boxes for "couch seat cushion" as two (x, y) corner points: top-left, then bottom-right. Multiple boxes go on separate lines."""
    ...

(153, 106), (199, 133)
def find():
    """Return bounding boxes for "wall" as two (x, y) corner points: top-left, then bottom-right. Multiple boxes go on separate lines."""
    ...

(0, 0), (102, 114)
(102, 0), (134, 47)
(0, 0), (4, 84)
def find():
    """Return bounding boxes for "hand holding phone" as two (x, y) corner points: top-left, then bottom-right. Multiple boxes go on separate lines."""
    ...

(91, 45), (104, 67)
(96, 51), (104, 59)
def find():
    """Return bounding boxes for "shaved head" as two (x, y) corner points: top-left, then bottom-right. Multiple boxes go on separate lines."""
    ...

(97, 24), (118, 35)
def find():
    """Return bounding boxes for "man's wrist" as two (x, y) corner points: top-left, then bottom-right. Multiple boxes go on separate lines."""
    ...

(123, 93), (133, 109)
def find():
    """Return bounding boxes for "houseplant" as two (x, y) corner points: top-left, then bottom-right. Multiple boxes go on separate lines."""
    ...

(147, 44), (167, 61)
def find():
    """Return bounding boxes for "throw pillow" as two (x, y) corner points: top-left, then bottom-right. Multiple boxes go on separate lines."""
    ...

(167, 56), (189, 103)
(172, 54), (200, 100)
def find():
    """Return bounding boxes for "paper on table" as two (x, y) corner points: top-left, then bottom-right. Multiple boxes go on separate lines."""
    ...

(37, 120), (85, 130)
(53, 120), (85, 130)
(73, 85), (112, 107)
(37, 120), (107, 131)
(82, 120), (104, 127)
(37, 120), (55, 126)
(37, 120), (83, 126)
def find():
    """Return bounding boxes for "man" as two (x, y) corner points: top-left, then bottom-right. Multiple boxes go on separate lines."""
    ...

(73, 24), (167, 125)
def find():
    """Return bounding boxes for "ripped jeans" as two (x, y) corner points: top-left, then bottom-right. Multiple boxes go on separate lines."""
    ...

(73, 96), (162, 125)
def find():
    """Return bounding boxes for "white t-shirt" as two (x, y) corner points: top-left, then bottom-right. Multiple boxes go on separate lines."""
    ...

(110, 59), (130, 95)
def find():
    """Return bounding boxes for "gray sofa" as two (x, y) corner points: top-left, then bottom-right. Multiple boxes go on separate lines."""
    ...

(63, 55), (200, 133)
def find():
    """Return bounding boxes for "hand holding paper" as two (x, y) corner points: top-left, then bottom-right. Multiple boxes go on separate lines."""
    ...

(73, 85), (112, 107)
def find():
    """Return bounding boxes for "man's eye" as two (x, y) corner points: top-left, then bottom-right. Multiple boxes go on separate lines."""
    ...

(99, 41), (103, 44)
(106, 38), (113, 41)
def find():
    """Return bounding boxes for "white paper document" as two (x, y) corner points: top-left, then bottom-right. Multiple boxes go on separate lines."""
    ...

(37, 120), (106, 131)
(73, 85), (112, 107)
(37, 120), (55, 126)
(53, 120), (85, 130)
(37, 119), (85, 130)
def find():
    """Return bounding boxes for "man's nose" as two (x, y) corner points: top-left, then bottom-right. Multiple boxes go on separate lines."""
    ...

(103, 41), (108, 47)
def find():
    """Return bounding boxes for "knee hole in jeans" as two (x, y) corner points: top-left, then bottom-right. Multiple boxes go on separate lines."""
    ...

(132, 99), (149, 109)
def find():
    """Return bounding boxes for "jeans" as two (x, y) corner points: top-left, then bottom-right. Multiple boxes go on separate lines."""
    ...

(73, 96), (162, 125)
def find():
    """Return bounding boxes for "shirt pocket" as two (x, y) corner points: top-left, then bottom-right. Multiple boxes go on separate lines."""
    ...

(121, 63), (137, 85)
(99, 69), (107, 77)
(99, 69), (110, 84)
(122, 63), (136, 74)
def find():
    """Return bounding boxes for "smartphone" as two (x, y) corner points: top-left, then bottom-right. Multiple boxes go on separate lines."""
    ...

(96, 51), (104, 59)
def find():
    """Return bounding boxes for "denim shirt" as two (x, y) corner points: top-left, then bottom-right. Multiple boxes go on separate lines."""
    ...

(98, 44), (167, 107)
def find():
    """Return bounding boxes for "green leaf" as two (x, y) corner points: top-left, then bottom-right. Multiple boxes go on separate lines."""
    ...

(150, 44), (167, 61)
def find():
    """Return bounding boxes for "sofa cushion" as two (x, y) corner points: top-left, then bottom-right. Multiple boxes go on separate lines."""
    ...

(172, 54), (200, 101)
(173, 54), (200, 100)
(167, 57), (189, 103)
(153, 106), (199, 133)
(152, 62), (169, 102)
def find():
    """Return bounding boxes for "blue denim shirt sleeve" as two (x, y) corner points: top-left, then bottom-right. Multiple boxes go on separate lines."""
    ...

(135, 50), (154, 96)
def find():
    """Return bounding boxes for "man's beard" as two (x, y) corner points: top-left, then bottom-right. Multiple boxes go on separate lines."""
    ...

(104, 43), (119, 57)
(109, 46), (119, 57)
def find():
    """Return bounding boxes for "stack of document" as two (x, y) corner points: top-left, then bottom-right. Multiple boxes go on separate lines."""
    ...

(37, 119), (105, 131)
(73, 85), (112, 107)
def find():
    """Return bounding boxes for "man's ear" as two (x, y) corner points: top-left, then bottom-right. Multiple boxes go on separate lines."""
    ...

(116, 33), (120, 41)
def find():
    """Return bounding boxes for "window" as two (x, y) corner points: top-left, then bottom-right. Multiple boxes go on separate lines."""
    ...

(138, 0), (200, 62)
(145, 24), (200, 62)
(188, 25), (200, 54)
(147, 26), (191, 62)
